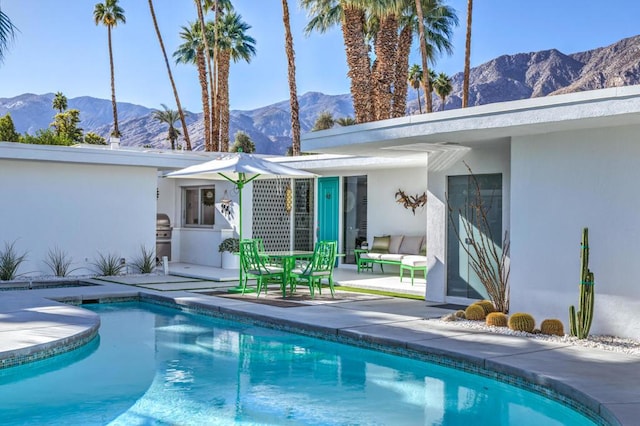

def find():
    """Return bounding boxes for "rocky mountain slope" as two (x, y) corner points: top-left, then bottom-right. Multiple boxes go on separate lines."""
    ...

(2, 35), (640, 153)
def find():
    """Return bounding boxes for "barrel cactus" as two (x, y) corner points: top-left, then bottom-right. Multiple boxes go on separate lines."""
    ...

(508, 313), (535, 333)
(465, 304), (485, 321)
(540, 319), (565, 336)
(455, 310), (466, 319)
(475, 300), (496, 315)
(486, 312), (508, 327)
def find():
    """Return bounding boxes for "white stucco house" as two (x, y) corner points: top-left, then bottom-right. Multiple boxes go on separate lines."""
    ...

(0, 144), (245, 275)
(302, 85), (640, 340)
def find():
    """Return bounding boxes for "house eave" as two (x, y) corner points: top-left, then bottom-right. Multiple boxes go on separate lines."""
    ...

(301, 86), (640, 156)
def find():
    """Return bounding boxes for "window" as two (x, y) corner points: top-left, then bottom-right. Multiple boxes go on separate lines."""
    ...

(342, 176), (367, 264)
(183, 186), (215, 226)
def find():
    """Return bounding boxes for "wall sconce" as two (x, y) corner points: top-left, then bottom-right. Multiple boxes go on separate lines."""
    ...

(285, 184), (293, 214)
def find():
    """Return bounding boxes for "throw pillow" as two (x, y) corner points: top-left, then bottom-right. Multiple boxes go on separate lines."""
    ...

(370, 236), (390, 253)
(388, 235), (404, 254)
(399, 236), (422, 255)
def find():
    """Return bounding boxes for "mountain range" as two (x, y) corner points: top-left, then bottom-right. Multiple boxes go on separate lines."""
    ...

(2, 35), (640, 154)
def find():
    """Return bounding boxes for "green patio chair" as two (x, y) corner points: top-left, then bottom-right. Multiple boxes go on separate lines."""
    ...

(290, 240), (337, 298)
(239, 239), (284, 296)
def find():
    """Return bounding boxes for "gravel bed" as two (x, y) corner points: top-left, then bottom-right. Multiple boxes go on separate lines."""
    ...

(433, 316), (640, 356)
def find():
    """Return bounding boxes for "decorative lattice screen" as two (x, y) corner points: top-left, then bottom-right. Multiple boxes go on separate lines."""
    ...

(252, 179), (315, 251)
(252, 179), (291, 251)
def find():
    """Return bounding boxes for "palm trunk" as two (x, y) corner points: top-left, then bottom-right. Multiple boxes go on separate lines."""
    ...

(462, 0), (473, 108)
(218, 51), (230, 152)
(415, 0), (433, 113)
(148, 0), (191, 150)
(196, 49), (211, 151)
(212, 1), (220, 151)
(416, 87), (422, 114)
(372, 14), (397, 121)
(107, 26), (120, 136)
(282, 0), (301, 156)
(392, 24), (412, 118)
(441, 95), (445, 111)
(194, 0), (212, 150)
(341, 3), (372, 123)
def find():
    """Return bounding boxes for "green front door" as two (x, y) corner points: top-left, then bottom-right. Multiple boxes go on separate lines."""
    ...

(317, 177), (339, 244)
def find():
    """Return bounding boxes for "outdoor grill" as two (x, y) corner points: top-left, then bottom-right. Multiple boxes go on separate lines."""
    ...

(156, 213), (172, 261)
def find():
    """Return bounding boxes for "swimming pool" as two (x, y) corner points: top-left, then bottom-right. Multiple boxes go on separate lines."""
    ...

(0, 302), (596, 425)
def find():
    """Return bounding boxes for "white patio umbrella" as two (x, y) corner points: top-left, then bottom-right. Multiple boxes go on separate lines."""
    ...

(166, 152), (317, 287)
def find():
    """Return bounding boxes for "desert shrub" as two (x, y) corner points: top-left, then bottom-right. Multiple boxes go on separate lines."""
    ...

(92, 252), (125, 276)
(44, 246), (78, 277)
(131, 245), (155, 274)
(0, 241), (28, 281)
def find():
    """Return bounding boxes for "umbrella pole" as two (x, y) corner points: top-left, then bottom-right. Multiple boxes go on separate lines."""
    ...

(228, 177), (254, 293)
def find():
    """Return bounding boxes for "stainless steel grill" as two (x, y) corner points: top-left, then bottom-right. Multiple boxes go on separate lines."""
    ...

(156, 213), (172, 261)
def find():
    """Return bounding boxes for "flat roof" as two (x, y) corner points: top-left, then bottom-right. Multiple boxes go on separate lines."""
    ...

(302, 86), (640, 157)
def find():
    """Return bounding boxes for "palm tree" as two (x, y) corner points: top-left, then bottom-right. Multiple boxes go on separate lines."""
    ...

(312, 111), (335, 131)
(175, 23), (212, 151)
(433, 72), (452, 111)
(215, 12), (256, 152)
(407, 64), (423, 114)
(281, 0), (301, 156)
(462, 0), (473, 108)
(93, 0), (125, 138)
(152, 104), (182, 150)
(336, 116), (356, 126)
(52, 92), (68, 113)
(392, 0), (457, 117)
(0, 7), (17, 64)
(369, 0), (399, 121)
(147, 0), (191, 151)
(414, 0), (432, 113)
(302, 0), (373, 123)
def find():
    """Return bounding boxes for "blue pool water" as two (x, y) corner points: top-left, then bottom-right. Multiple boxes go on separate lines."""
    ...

(0, 302), (595, 425)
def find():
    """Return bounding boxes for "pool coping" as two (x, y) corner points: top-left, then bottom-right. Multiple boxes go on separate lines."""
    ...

(0, 283), (638, 425)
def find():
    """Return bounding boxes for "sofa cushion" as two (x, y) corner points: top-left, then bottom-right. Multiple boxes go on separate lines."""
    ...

(380, 254), (404, 262)
(388, 235), (404, 254)
(399, 236), (423, 255)
(401, 255), (428, 267)
(361, 252), (383, 260)
(370, 236), (390, 253)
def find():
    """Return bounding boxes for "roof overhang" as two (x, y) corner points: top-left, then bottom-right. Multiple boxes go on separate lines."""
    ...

(302, 86), (640, 157)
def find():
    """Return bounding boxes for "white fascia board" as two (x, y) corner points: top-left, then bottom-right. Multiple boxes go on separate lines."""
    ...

(302, 86), (640, 154)
(0, 143), (216, 170)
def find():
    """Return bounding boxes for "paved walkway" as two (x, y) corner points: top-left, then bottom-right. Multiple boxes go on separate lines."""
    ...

(0, 273), (637, 425)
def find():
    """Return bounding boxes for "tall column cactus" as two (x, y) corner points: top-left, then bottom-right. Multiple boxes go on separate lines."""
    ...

(569, 228), (595, 339)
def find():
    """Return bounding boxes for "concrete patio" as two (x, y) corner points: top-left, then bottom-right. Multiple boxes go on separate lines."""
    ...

(0, 272), (637, 425)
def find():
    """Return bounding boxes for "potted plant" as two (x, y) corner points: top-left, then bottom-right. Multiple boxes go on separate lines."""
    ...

(218, 238), (240, 269)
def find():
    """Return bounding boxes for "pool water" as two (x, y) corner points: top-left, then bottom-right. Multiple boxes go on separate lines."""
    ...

(0, 302), (595, 425)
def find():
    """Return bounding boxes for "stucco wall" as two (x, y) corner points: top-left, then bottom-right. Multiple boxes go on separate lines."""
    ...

(160, 176), (245, 266)
(0, 159), (156, 277)
(427, 142), (511, 303)
(320, 166), (428, 262)
(511, 125), (640, 339)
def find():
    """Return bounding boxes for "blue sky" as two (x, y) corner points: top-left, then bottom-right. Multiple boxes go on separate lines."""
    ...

(1, 0), (640, 112)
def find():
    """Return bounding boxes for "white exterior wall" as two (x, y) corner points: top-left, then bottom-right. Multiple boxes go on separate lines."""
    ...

(319, 166), (428, 260)
(0, 159), (156, 277)
(511, 125), (640, 339)
(161, 177), (245, 267)
(427, 142), (511, 303)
